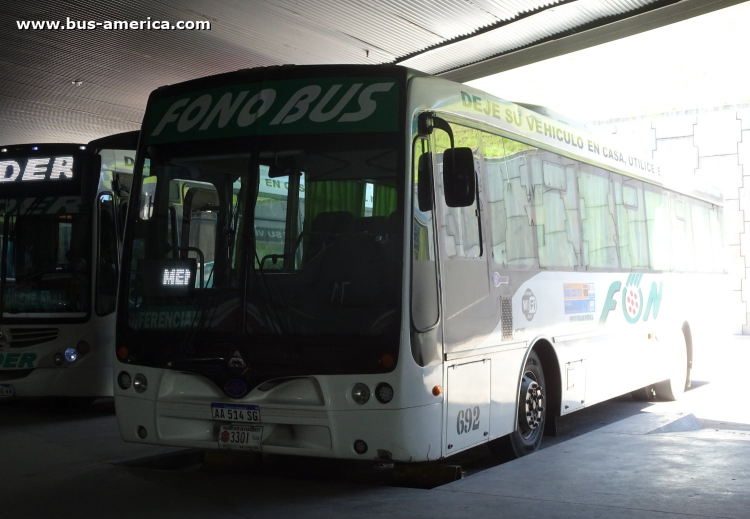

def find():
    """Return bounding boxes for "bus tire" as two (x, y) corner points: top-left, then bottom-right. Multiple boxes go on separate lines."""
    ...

(489, 350), (546, 461)
(653, 332), (688, 401)
(630, 385), (656, 401)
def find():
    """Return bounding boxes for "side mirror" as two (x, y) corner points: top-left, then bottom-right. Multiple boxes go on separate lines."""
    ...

(417, 153), (433, 212)
(443, 148), (475, 208)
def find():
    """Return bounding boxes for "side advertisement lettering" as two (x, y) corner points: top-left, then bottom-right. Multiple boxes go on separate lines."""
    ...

(599, 273), (663, 325)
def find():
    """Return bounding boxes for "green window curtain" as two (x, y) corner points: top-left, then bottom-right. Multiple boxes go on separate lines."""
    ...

(372, 184), (397, 217)
(304, 180), (366, 230)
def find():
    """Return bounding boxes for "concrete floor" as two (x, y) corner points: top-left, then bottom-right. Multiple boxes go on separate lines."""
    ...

(1, 336), (748, 518)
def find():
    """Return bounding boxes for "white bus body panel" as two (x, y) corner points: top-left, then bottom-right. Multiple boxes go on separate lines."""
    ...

(0, 317), (115, 397)
(115, 357), (444, 462)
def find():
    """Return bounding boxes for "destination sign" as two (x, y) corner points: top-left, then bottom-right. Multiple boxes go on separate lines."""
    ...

(0, 156), (75, 183)
(147, 77), (399, 144)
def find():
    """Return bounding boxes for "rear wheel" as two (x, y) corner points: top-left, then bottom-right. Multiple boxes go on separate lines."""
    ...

(630, 385), (656, 401)
(489, 351), (546, 461)
(654, 332), (688, 401)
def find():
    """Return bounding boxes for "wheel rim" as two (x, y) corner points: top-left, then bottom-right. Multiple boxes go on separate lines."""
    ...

(519, 371), (544, 438)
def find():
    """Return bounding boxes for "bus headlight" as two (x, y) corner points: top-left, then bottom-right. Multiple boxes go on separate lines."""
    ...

(64, 348), (78, 363)
(375, 383), (394, 403)
(133, 374), (148, 393)
(118, 371), (132, 390)
(351, 383), (370, 404)
(77, 341), (90, 355)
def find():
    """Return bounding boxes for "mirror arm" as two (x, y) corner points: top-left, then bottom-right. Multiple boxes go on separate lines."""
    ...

(417, 112), (454, 148)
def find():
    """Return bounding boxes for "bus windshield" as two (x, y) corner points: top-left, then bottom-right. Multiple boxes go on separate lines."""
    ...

(124, 133), (402, 354)
(1, 196), (90, 316)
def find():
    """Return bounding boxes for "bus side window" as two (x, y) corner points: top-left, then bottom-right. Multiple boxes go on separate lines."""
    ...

(709, 205), (726, 273)
(481, 132), (536, 268)
(612, 175), (649, 269)
(97, 193), (118, 315)
(578, 165), (618, 269)
(531, 152), (580, 268)
(412, 137), (439, 331)
(671, 194), (696, 272)
(690, 197), (714, 273)
(644, 184), (672, 271)
(434, 123), (482, 259)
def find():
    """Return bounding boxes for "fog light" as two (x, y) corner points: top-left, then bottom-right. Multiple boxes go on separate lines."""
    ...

(137, 426), (148, 439)
(353, 440), (368, 455)
(117, 371), (132, 390)
(53, 353), (64, 366)
(351, 383), (370, 404)
(77, 340), (90, 355)
(133, 374), (148, 393)
(64, 348), (78, 362)
(375, 383), (394, 404)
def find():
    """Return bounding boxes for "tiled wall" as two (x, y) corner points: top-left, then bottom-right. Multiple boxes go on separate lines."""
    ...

(593, 105), (750, 334)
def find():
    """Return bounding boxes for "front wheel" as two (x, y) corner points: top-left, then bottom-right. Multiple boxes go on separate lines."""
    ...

(489, 350), (546, 460)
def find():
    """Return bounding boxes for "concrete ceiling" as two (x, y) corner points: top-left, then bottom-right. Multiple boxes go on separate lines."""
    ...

(0, 0), (742, 144)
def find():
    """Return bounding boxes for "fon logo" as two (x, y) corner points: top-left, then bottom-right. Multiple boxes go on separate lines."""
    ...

(599, 274), (663, 324)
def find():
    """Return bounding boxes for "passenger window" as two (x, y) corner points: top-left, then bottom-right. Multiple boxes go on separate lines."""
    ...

(709, 205), (726, 273)
(644, 185), (672, 271)
(690, 198), (713, 273)
(531, 152), (580, 268)
(97, 193), (119, 315)
(435, 124), (482, 259)
(671, 195), (696, 272)
(578, 166), (618, 269)
(613, 176), (649, 269)
(481, 132), (536, 268)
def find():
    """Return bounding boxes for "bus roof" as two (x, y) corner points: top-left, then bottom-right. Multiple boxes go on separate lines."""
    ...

(88, 130), (139, 152)
(0, 143), (86, 154)
(138, 64), (722, 207)
(415, 75), (723, 206)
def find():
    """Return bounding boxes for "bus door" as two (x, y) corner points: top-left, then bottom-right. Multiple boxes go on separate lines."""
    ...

(431, 123), (493, 454)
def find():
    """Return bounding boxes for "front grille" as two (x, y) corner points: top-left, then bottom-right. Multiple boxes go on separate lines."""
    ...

(8, 328), (59, 348)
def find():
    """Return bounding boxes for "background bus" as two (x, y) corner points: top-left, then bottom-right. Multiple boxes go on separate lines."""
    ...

(0, 131), (138, 401)
(114, 65), (725, 462)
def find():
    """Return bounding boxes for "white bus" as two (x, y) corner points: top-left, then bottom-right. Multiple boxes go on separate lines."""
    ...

(114, 66), (725, 461)
(0, 131), (138, 402)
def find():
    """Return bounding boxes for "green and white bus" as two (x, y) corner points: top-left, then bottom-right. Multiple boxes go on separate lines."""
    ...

(114, 66), (725, 460)
(0, 131), (138, 400)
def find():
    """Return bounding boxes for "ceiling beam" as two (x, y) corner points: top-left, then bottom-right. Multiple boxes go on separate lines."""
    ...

(438, 0), (748, 83)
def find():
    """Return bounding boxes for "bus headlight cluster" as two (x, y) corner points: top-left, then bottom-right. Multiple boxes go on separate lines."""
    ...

(118, 372), (147, 393)
(133, 374), (148, 393)
(375, 383), (394, 403)
(351, 383), (394, 404)
(77, 340), (90, 355)
(117, 371), (132, 390)
(64, 348), (78, 363)
(351, 383), (370, 404)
